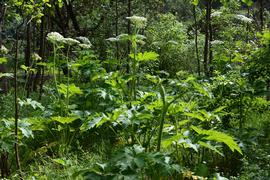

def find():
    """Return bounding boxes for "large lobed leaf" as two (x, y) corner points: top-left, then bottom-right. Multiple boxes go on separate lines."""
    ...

(192, 126), (242, 155)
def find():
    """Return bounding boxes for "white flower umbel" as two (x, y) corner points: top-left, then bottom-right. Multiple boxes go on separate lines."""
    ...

(211, 40), (224, 46)
(32, 53), (42, 61)
(211, 11), (222, 18)
(47, 32), (64, 44)
(236, 15), (253, 23)
(126, 15), (147, 29)
(64, 38), (80, 46)
(76, 36), (91, 45)
(79, 44), (91, 49)
(106, 37), (118, 42)
(0, 45), (9, 54)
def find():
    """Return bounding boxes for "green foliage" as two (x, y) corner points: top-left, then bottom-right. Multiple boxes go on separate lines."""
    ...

(74, 145), (181, 179)
(192, 126), (242, 154)
(1, 0), (270, 179)
(147, 13), (192, 74)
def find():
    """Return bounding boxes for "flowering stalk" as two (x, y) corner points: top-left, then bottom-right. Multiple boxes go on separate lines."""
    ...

(53, 43), (59, 96)
(66, 45), (70, 109)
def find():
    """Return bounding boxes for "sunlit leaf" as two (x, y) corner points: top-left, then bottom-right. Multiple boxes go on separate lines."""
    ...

(51, 116), (78, 124)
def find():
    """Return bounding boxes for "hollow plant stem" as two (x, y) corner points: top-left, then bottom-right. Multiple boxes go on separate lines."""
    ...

(157, 84), (168, 151)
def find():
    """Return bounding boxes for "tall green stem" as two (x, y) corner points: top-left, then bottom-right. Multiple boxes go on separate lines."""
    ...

(157, 84), (168, 151)
(66, 45), (70, 109)
(53, 44), (58, 95)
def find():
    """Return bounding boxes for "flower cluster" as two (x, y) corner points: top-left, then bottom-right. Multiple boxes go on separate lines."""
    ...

(64, 38), (80, 46)
(32, 53), (42, 61)
(76, 36), (92, 49)
(46, 32), (65, 44)
(126, 15), (147, 29)
(236, 15), (253, 23)
(46, 32), (92, 49)
(211, 11), (222, 18)
(0, 45), (9, 54)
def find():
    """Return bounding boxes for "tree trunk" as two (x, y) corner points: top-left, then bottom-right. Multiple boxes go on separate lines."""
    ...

(127, 0), (132, 74)
(115, 0), (119, 63)
(0, 3), (8, 94)
(34, 14), (45, 93)
(64, 0), (81, 35)
(14, 26), (22, 179)
(193, 5), (200, 76)
(203, 0), (212, 77)
(209, 10), (213, 77)
(25, 20), (32, 97)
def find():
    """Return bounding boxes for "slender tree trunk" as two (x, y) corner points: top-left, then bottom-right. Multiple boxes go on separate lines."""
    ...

(127, 0), (132, 74)
(14, 27), (22, 179)
(193, 5), (200, 76)
(0, 152), (9, 178)
(25, 20), (32, 97)
(34, 15), (45, 92)
(203, 0), (212, 77)
(115, 0), (119, 63)
(0, 3), (8, 94)
(209, 11), (213, 76)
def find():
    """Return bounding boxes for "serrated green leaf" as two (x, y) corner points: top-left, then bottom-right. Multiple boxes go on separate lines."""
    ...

(192, 126), (242, 155)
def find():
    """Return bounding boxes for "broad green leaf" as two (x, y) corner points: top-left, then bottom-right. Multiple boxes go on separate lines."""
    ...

(242, 0), (253, 6)
(198, 141), (223, 156)
(36, 62), (48, 66)
(178, 138), (199, 152)
(51, 116), (78, 124)
(69, 84), (83, 95)
(184, 112), (206, 121)
(178, 120), (189, 126)
(162, 134), (183, 148)
(0, 73), (13, 78)
(20, 65), (36, 73)
(145, 74), (160, 84)
(20, 126), (33, 138)
(19, 121), (33, 138)
(192, 126), (242, 155)
(192, 0), (199, 6)
(58, 83), (83, 98)
(192, 82), (212, 98)
(20, 65), (29, 71)
(52, 158), (66, 166)
(0, 57), (7, 64)
(129, 51), (159, 62)
(18, 98), (45, 111)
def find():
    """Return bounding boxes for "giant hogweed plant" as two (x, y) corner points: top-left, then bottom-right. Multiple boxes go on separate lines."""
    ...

(45, 32), (91, 155)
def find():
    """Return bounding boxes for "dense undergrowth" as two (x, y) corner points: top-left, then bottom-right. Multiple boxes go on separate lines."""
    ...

(0, 0), (270, 179)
